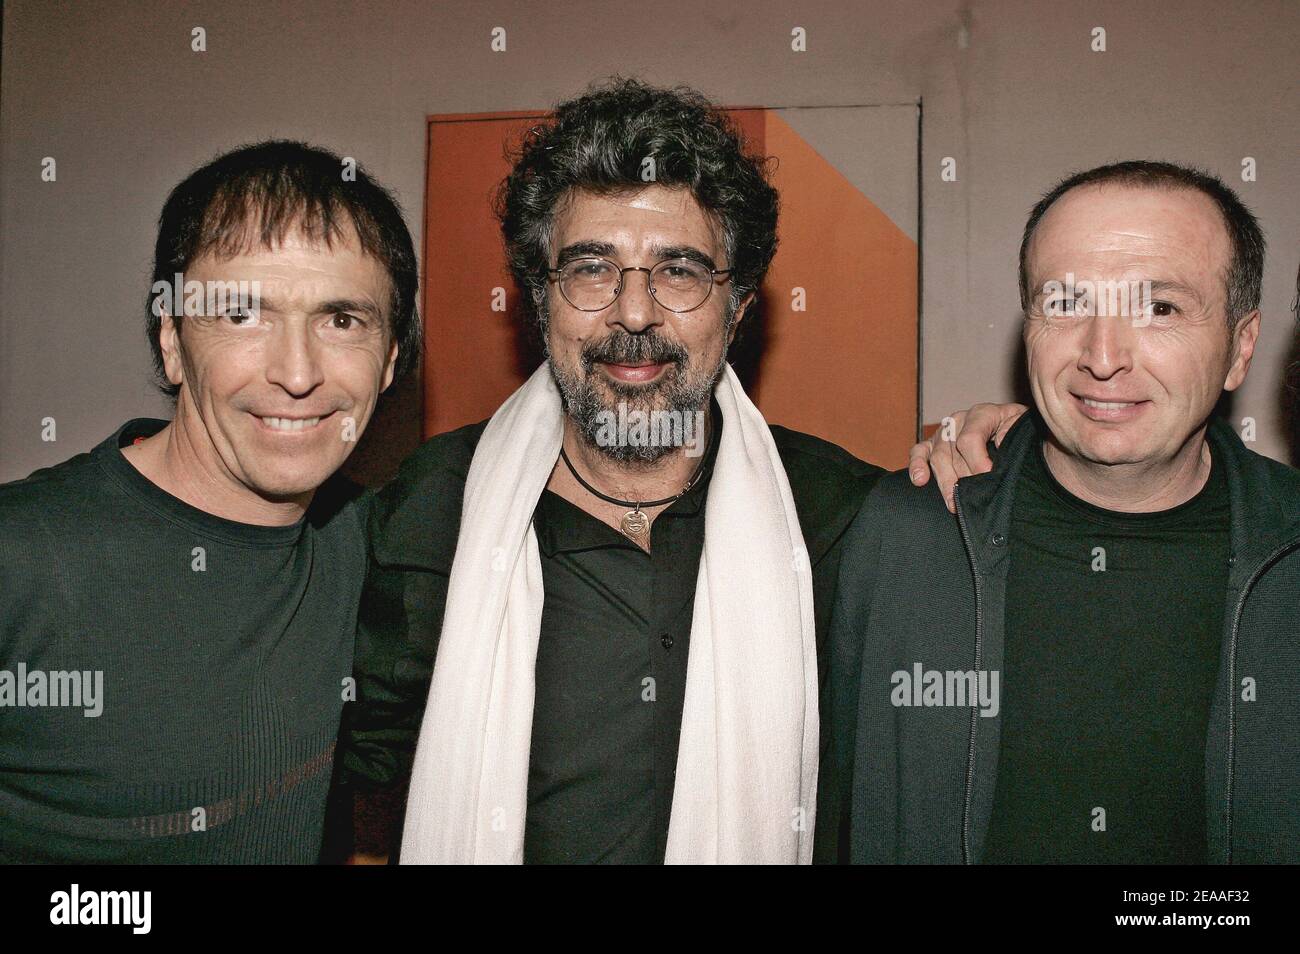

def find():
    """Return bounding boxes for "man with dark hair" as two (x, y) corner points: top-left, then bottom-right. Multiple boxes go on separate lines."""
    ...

(0, 115), (1000, 866)
(0, 140), (416, 862)
(337, 78), (1022, 864)
(836, 160), (1300, 863)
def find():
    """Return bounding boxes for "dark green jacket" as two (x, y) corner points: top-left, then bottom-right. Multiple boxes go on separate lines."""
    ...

(338, 418), (882, 861)
(834, 412), (1300, 864)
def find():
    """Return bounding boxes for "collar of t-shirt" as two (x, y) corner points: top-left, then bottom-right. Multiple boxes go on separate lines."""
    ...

(94, 417), (309, 548)
(1027, 437), (1228, 530)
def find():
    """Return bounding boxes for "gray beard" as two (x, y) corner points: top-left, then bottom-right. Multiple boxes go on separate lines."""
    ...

(545, 338), (726, 466)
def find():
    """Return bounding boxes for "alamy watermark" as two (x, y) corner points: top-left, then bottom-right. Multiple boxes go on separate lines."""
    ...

(1041, 273), (1157, 324)
(150, 273), (261, 318)
(50, 884), (150, 934)
(593, 402), (707, 457)
(0, 664), (103, 717)
(891, 663), (1000, 718)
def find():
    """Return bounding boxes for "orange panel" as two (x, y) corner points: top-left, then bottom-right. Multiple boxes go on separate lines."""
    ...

(424, 113), (548, 437)
(753, 112), (918, 468)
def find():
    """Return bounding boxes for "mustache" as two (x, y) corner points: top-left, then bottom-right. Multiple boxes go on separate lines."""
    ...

(581, 331), (688, 369)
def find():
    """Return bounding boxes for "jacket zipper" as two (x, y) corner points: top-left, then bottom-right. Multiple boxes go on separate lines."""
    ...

(953, 483), (983, 865)
(1222, 537), (1300, 863)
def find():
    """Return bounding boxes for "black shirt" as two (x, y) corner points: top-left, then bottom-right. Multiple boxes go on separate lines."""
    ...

(0, 420), (367, 862)
(525, 406), (719, 863)
(983, 440), (1229, 863)
(341, 404), (882, 863)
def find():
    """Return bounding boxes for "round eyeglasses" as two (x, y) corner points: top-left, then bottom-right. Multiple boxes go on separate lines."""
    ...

(546, 257), (733, 314)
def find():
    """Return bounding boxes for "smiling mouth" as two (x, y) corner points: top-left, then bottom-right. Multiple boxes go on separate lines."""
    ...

(254, 411), (335, 433)
(1072, 394), (1150, 420)
(598, 361), (671, 384)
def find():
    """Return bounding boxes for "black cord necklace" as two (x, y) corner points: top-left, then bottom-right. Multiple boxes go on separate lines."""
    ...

(559, 422), (716, 542)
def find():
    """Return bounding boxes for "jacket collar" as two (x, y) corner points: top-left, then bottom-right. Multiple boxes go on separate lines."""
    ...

(948, 411), (1037, 574)
(953, 408), (1300, 579)
(1205, 416), (1300, 580)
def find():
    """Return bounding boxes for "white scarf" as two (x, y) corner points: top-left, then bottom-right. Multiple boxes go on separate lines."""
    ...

(400, 362), (818, 863)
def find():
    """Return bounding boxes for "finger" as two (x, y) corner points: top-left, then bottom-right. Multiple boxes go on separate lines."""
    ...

(955, 403), (1001, 475)
(954, 431), (990, 477)
(992, 403), (1030, 447)
(908, 439), (935, 485)
(929, 436), (965, 506)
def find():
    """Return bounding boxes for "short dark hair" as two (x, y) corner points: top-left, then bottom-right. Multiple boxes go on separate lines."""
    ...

(496, 77), (779, 326)
(147, 139), (420, 397)
(1018, 160), (1265, 329)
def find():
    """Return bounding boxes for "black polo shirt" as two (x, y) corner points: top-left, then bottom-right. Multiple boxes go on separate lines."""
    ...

(524, 401), (720, 863)
(340, 397), (881, 864)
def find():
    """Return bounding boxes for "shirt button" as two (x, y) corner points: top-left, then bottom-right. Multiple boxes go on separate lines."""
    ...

(991, 532), (1007, 547)
(661, 633), (674, 650)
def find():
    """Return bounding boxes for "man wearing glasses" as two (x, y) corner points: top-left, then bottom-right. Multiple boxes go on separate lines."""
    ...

(337, 77), (1021, 864)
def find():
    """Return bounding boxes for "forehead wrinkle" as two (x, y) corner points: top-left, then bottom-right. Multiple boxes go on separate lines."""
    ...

(1032, 230), (1217, 283)
(1046, 187), (1229, 261)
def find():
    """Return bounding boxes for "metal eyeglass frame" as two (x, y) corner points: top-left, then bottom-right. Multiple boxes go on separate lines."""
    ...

(545, 257), (734, 314)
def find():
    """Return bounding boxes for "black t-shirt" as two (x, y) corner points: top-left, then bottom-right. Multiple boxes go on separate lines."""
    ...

(982, 440), (1229, 863)
(0, 419), (368, 862)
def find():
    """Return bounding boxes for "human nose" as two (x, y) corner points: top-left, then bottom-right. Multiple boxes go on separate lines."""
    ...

(609, 267), (663, 333)
(1076, 312), (1135, 380)
(265, 318), (326, 395)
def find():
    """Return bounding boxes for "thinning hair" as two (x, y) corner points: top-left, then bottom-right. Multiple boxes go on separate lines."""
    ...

(1018, 160), (1265, 330)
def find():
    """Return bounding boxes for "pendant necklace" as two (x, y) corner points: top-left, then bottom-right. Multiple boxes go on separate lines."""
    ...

(559, 434), (714, 546)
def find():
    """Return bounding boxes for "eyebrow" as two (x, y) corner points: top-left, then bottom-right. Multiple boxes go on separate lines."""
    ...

(555, 241), (617, 267)
(316, 298), (384, 320)
(1031, 276), (1204, 301)
(653, 244), (720, 271)
(1144, 280), (1204, 303)
(554, 241), (721, 272)
(248, 296), (384, 320)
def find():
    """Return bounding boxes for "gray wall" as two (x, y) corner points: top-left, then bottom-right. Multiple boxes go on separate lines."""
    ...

(3, 0), (1297, 480)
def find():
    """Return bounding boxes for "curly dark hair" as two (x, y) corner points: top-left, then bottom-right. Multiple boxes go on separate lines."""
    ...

(496, 77), (779, 327)
(147, 139), (421, 398)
